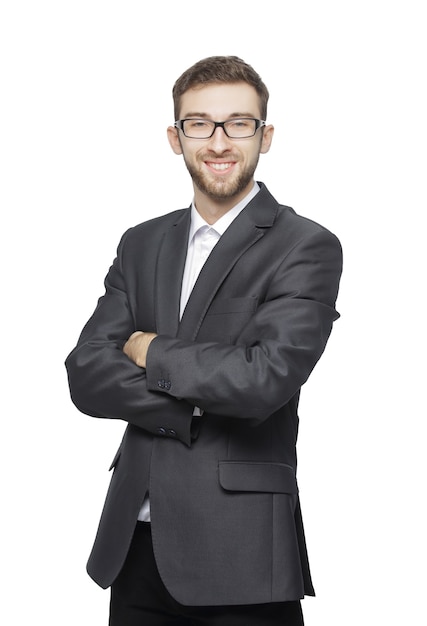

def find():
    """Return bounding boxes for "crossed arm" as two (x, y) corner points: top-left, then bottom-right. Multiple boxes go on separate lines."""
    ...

(66, 228), (342, 444)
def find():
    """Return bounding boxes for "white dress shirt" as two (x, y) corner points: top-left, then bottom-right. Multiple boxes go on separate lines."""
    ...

(138, 183), (260, 522)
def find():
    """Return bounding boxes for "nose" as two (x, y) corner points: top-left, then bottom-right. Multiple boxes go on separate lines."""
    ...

(207, 125), (232, 151)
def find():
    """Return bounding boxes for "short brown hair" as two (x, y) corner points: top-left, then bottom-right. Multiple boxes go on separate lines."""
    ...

(172, 55), (269, 121)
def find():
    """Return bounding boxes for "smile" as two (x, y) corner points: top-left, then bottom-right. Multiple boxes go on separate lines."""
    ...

(205, 162), (235, 172)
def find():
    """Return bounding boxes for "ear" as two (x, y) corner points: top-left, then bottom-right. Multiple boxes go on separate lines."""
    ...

(167, 126), (183, 155)
(260, 124), (274, 154)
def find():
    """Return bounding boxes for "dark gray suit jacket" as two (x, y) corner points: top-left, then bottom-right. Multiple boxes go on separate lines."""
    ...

(65, 182), (342, 606)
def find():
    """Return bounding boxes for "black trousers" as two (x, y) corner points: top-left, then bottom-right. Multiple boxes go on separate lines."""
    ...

(109, 522), (304, 626)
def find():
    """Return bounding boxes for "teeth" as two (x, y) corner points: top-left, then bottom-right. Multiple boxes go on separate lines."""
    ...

(209, 162), (232, 170)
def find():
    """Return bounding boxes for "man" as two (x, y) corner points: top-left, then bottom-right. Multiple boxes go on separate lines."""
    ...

(66, 55), (342, 625)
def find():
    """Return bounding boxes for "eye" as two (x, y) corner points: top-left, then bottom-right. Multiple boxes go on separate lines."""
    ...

(228, 119), (252, 129)
(187, 119), (209, 129)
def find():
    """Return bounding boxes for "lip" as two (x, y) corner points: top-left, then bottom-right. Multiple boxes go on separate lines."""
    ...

(204, 161), (236, 175)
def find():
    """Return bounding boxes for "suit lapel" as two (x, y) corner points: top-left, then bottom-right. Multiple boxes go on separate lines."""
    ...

(178, 184), (278, 341)
(154, 209), (191, 337)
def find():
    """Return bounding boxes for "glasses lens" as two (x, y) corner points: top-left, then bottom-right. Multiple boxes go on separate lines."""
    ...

(182, 120), (215, 138)
(224, 119), (257, 138)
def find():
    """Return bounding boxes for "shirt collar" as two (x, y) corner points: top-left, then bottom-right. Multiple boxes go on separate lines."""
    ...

(188, 182), (260, 244)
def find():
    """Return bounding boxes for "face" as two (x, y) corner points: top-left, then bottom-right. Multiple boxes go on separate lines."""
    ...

(168, 82), (274, 209)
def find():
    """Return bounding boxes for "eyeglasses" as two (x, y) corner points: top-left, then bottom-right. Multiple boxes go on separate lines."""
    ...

(174, 118), (266, 139)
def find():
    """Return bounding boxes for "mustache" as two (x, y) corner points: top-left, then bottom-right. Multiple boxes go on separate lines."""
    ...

(200, 153), (239, 161)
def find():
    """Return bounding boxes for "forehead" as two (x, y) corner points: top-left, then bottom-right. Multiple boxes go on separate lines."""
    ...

(179, 82), (261, 119)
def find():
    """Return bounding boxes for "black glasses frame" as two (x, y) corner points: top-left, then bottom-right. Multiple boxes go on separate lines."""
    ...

(174, 118), (266, 139)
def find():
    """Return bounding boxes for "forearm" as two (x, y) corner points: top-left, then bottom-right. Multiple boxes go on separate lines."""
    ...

(65, 340), (194, 444)
(145, 229), (342, 419)
(65, 238), (194, 444)
(145, 296), (336, 420)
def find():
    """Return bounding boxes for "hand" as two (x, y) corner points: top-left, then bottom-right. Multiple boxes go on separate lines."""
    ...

(123, 331), (157, 368)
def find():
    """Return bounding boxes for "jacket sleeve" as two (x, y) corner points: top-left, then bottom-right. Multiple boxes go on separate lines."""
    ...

(65, 231), (195, 446)
(145, 229), (342, 420)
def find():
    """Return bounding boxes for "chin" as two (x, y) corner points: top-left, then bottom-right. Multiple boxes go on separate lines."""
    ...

(201, 175), (252, 202)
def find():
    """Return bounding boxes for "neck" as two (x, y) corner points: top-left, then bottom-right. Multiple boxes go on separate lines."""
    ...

(193, 181), (254, 225)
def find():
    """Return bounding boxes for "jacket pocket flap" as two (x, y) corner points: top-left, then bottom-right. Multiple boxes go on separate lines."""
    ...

(218, 461), (298, 494)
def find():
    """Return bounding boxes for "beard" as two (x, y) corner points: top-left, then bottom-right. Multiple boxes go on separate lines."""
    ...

(183, 152), (261, 202)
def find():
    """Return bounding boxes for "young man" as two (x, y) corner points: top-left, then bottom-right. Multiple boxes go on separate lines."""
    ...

(66, 56), (342, 625)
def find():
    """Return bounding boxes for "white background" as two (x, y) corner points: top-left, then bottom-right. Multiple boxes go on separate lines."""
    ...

(1, 1), (426, 624)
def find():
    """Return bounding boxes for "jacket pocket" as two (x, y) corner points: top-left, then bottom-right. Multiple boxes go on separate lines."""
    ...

(198, 297), (259, 343)
(218, 461), (298, 494)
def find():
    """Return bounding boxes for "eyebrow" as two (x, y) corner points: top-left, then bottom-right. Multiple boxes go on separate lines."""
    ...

(181, 112), (258, 119)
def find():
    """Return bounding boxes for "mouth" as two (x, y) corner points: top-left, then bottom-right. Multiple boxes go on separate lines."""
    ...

(204, 161), (236, 174)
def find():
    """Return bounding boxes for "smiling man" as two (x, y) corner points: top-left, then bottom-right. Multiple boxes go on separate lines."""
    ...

(66, 56), (342, 625)
(169, 81), (273, 216)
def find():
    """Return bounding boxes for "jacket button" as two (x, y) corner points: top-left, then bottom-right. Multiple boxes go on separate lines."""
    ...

(168, 429), (177, 437)
(157, 427), (166, 435)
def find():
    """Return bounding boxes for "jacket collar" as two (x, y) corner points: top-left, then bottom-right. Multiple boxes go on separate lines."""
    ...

(155, 182), (278, 340)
